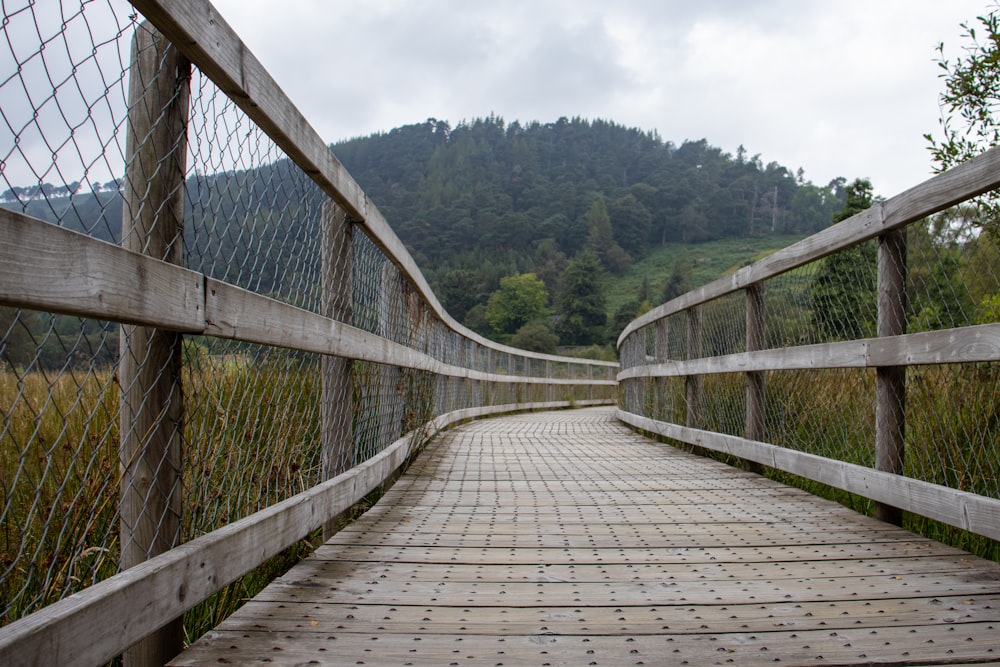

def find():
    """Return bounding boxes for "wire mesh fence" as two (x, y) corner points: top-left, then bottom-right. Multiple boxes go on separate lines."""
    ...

(618, 206), (1000, 524)
(0, 0), (616, 642)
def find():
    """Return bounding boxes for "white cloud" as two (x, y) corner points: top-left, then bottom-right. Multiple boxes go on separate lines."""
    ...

(211, 0), (988, 196)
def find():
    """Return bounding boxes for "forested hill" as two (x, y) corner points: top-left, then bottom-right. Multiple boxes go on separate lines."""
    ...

(2, 115), (853, 355)
(332, 115), (848, 321)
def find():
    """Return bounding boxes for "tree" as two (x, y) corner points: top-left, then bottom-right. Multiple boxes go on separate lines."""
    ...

(555, 252), (607, 345)
(510, 320), (559, 353)
(926, 6), (1000, 236)
(484, 273), (549, 335)
(609, 193), (653, 257)
(810, 179), (877, 341)
(583, 197), (631, 274)
(661, 253), (694, 303)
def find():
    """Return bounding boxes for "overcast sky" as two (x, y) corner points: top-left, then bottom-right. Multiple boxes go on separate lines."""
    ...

(207, 0), (993, 199)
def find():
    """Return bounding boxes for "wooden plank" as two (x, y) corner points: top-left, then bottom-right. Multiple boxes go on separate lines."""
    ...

(868, 322), (1000, 365)
(618, 323), (1000, 381)
(0, 208), (204, 331)
(217, 593), (1000, 635)
(204, 278), (616, 387)
(168, 623), (1000, 667)
(126, 0), (618, 382)
(169, 407), (1000, 667)
(253, 573), (1000, 607)
(310, 540), (962, 565)
(0, 415), (422, 667)
(618, 145), (1000, 346)
(618, 410), (1000, 541)
(258, 554), (994, 583)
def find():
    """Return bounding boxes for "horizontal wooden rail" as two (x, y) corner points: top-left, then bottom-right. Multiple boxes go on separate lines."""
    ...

(616, 323), (1000, 380)
(123, 0), (613, 374)
(618, 410), (1000, 542)
(0, 209), (615, 385)
(619, 145), (1000, 346)
(0, 208), (205, 331)
(0, 399), (608, 667)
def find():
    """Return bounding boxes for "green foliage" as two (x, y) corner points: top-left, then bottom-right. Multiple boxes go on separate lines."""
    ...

(660, 253), (693, 303)
(907, 221), (974, 332)
(608, 192), (653, 257)
(810, 179), (877, 341)
(584, 197), (632, 274)
(484, 273), (549, 334)
(555, 252), (607, 345)
(926, 6), (1000, 236)
(510, 319), (560, 354)
(331, 115), (842, 273)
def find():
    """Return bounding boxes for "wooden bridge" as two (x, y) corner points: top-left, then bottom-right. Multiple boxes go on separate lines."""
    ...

(2, 1), (1000, 666)
(166, 407), (1000, 666)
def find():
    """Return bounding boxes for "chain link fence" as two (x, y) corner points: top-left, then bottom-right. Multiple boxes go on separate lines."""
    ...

(619, 196), (1000, 538)
(0, 0), (616, 644)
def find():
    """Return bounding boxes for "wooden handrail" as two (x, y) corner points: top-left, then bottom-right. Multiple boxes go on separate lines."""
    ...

(618, 145), (1000, 346)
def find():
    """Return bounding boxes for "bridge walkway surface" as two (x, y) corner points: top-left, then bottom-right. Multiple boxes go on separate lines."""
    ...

(169, 407), (1000, 666)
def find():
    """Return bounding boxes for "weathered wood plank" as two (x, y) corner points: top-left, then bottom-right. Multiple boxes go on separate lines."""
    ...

(0, 208), (204, 331)
(169, 407), (1000, 667)
(619, 145), (1000, 345)
(169, 623), (1000, 667)
(126, 0), (619, 379)
(218, 593), (1000, 635)
(309, 540), (961, 565)
(617, 323), (1000, 380)
(618, 410), (1000, 541)
(204, 278), (616, 387)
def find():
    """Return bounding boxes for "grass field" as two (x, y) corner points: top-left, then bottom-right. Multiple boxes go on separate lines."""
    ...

(603, 234), (808, 317)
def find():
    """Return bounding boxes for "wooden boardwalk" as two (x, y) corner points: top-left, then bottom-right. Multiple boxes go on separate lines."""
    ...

(170, 407), (1000, 666)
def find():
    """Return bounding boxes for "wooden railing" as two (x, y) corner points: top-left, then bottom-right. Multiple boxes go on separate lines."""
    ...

(0, 2), (616, 665)
(617, 146), (1000, 541)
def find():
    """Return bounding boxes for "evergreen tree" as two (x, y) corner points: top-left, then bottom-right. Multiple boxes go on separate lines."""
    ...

(661, 253), (693, 303)
(810, 179), (877, 341)
(555, 252), (607, 345)
(583, 198), (631, 274)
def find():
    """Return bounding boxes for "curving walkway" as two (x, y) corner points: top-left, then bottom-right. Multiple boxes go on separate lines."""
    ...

(170, 407), (1000, 666)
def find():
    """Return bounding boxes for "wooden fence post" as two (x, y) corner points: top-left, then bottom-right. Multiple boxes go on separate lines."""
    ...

(686, 306), (703, 429)
(630, 329), (647, 415)
(321, 201), (354, 540)
(875, 229), (907, 525)
(119, 22), (190, 667)
(654, 318), (669, 421)
(545, 360), (553, 404)
(745, 284), (765, 474)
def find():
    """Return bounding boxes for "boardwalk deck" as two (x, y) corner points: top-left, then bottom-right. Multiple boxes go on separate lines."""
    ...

(169, 407), (1000, 666)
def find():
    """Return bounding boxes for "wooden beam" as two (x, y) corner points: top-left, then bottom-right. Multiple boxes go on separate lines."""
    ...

(204, 278), (616, 387)
(617, 323), (1000, 380)
(618, 145), (1000, 346)
(0, 400), (613, 667)
(118, 22), (191, 665)
(617, 410), (1000, 542)
(874, 229), (907, 525)
(0, 208), (204, 331)
(125, 0), (618, 380)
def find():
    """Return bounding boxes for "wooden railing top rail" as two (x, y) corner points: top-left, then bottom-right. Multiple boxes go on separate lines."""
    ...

(618, 145), (1000, 346)
(0, 210), (616, 385)
(130, 0), (615, 371)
